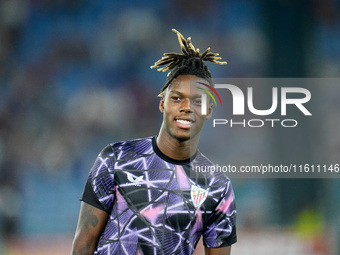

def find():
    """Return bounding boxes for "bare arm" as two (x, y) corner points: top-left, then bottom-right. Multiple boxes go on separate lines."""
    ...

(71, 202), (109, 255)
(205, 246), (231, 255)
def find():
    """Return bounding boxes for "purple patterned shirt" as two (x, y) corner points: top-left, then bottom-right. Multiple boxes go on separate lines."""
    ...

(81, 136), (236, 255)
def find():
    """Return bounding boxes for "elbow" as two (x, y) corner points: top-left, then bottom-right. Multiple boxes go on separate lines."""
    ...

(71, 236), (97, 255)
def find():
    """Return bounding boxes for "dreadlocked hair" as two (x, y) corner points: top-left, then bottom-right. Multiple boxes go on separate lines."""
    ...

(151, 29), (227, 96)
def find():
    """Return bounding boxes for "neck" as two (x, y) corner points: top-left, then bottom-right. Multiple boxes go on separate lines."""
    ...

(156, 126), (200, 161)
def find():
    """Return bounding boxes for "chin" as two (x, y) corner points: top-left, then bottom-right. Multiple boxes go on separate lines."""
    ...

(173, 134), (190, 142)
(173, 131), (200, 142)
(169, 130), (189, 141)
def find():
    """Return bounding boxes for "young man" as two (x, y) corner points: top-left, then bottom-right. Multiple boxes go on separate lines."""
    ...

(71, 29), (237, 255)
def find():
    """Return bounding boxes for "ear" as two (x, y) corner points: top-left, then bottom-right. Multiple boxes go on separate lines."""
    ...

(205, 103), (213, 120)
(159, 97), (165, 113)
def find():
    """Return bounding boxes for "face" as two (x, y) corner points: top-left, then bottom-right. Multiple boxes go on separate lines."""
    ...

(159, 75), (213, 142)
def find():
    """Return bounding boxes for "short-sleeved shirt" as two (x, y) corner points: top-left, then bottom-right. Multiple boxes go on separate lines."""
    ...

(81, 136), (237, 255)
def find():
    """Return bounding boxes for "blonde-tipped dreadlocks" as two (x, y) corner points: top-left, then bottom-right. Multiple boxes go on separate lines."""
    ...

(151, 29), (227, 95)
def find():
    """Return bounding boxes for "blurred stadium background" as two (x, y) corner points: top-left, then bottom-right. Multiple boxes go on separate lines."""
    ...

(0, 0), (339, 254)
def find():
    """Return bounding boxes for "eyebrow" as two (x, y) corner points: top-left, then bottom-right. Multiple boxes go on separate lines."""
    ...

(169, 90), (202, 98)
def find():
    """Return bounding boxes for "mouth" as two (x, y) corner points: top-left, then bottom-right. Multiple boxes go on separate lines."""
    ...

(175, 118), (193, 129)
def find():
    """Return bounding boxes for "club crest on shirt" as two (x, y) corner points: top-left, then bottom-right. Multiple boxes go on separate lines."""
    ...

(191, 185), (208, 208)
(127, 173), (144, 187)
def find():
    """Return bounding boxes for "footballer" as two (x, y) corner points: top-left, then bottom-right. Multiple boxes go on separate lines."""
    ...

(71, 29), (237, 255)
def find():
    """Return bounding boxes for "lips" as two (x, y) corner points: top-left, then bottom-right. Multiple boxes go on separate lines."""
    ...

(176, 118), (193, 129)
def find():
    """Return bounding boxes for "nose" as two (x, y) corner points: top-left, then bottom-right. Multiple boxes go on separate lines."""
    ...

(180, 98), (191, 113)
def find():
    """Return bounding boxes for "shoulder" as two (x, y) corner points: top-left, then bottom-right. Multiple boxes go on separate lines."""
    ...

(194, 150), (214, 166)
(99, 137), (154, 160)
(111, 136), (153, 151)
(111, 136), (152, 148)
(193, 150), (233, 187)
(89, 137), (153, 178)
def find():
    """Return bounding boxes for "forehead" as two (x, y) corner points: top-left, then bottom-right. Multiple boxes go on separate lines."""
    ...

(167, 75), (210, 95)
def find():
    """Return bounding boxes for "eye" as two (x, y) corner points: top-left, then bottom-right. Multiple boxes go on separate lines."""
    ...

(171, 96), (181, 102)
(192, 98), (202, 105)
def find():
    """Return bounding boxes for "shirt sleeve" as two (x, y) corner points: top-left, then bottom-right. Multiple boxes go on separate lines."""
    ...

(80, 144), (116, 214)
(202, 180), (237, 248)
